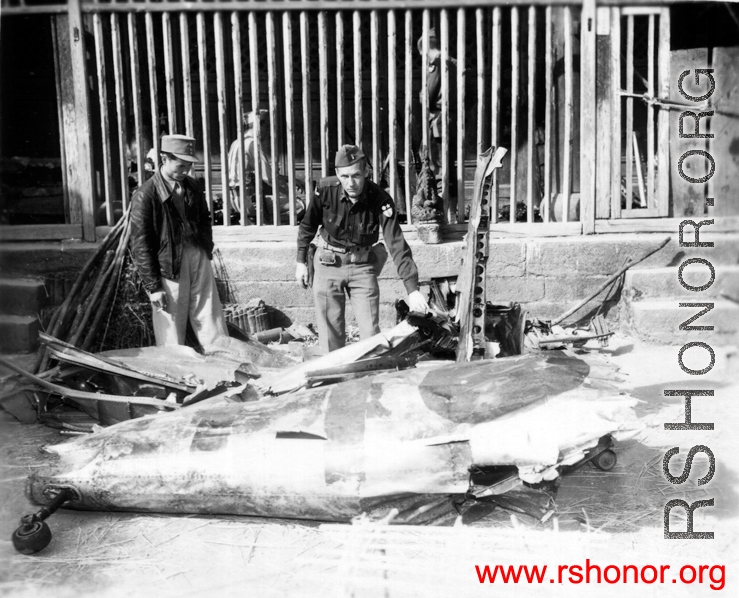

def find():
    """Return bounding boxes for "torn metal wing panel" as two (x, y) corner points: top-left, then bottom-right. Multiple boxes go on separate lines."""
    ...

(27, 351), (641, 522)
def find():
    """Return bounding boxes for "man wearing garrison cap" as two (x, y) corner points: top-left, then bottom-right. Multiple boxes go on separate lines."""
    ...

(296, 144), (429, 352)
(130, 134), (228, 346)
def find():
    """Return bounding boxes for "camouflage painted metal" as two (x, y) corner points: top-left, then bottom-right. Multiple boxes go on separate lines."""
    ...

(27, 351), (641, 522)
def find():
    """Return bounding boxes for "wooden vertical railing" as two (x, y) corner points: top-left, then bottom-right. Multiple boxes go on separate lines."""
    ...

(110, 14), (129, 211)
(459, 9), (468, 220)
(526, 6), (536, 224)
(300, 11), (312, 202)
(247, 11), (262, 224)
(335, 12), (345, 149)
(318, 12), (329, 176)
(403, 10), (413, 222)
(181, 13), (195, 138)
(55, 2), (628, 236)
(231, 11), (247, 222)
(162, 13), (177, 133)
(440, 9), (451, 221)
(542, 6), (553, 223)
(282, 11), (297, 226)
(509, 7), (519, 224)
(387, 9), (398, 203)
(352, 10), (362, 149)
(92, 13), (114, 224)
(145, 13), (160, 159)
(197, 12), (214, 221)
(127, 13), (145, 190)
(489, 6), (501, 224)
(370, 10), (380, 181)
(265, 12), (279, 225)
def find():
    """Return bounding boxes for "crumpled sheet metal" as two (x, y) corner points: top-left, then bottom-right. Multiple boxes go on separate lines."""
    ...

(27, 351), (641, 522)
(257, 320), (419, 395)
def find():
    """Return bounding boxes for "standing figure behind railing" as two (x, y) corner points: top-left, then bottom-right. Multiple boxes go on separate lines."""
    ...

(227, 109), (306, 225)
(417, 29), (458, 213)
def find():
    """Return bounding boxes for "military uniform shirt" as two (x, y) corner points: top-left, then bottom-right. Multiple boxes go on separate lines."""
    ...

(297, 177), (419, 294)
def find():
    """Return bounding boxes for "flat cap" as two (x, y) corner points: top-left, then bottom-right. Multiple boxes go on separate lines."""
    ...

(161, 134), (198, 163)
(335, 144), (365, 168)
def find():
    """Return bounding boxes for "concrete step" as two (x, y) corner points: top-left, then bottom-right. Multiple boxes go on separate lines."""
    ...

(0, 315), (40, 353)
(0, 277), (47, 315)
(625, 265), (739, 300)
(628, 300), (739, 345)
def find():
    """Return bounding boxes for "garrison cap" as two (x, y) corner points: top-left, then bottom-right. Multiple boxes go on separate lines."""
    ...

(161, 134), (198, 163)
(335, 144), (365, 168)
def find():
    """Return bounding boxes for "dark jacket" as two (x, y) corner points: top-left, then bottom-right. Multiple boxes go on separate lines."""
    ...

(297, 177), (419, 294)
(130, 170), (214, 293)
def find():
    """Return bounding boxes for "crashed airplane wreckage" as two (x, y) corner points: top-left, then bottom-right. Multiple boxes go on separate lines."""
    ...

(10, 147), (643, 553)
(18, 337), (640, 551)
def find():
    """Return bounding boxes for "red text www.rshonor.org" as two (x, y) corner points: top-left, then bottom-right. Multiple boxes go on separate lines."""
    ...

(475, 561), (725, 590)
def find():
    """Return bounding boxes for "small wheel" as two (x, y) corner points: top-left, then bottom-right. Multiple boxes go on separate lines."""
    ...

(592, 449), (617, 471)
(12, 521), (52, 555)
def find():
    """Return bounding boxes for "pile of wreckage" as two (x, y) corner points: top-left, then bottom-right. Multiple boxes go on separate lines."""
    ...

(4, 147), (659, 554)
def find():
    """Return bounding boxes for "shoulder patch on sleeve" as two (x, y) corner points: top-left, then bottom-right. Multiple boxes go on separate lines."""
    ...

(381, 201), (395, 218)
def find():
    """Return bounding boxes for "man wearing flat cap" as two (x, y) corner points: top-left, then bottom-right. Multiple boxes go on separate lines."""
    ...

(130, 134), (228, 346)
(296, 144), (429, 352)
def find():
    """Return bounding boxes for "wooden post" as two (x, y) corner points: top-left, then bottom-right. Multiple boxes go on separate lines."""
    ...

(65, 0), (96, 241)
(300, 12), (313, 200)
(388, 10), (398, 202)
(282, 11), (297, 226)
(180, 13), (195, 138)
(459, 9), (469, 220)
(50, 18), (69, 219)
(404, 10), (413, 223)
(440, 9), (450, 222)
(595, 6), (612, 221)
(214, 12), (231, 226)
(474, 8), (483, 157)
(336, 12), (345, 149)
(231, 12), (247, 223)
(646, 14), (655, 209)
(162, 13), (177, 134)
(370, 10), (380, 182)
(127, 14), (146, 191)
(562, 6), (573, 223)
(610, 7), (622, 219)
(656, 8), (670, 217)
(353, 11), (363, 148)
(510, 7), (519, 224)
(421, 9), (430, 152)
(580, 0), (596, 234)
(543, 6), (553, 223)
(247, 12), (263, 225)
(625, 15), (634, 211)
(92, 14), (114, 226)
(145, 13), (160, 157)
(197, 12), (214, 221)
(110, 15), (129, 213)
(526, 6), (537, 224)
(490, 7), (501, 223)
(318, 12), (329, 176)
(266, 12), (280, 226)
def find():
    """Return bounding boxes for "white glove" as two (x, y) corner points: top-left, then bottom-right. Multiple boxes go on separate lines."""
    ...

(148, 290), (167, 311)
(295, 262), (309, 289)
(407, 290), (429, 314)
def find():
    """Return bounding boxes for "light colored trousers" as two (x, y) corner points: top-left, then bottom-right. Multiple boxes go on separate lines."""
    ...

(312, 244), (388, 353)
(152, 244), (228, 346)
